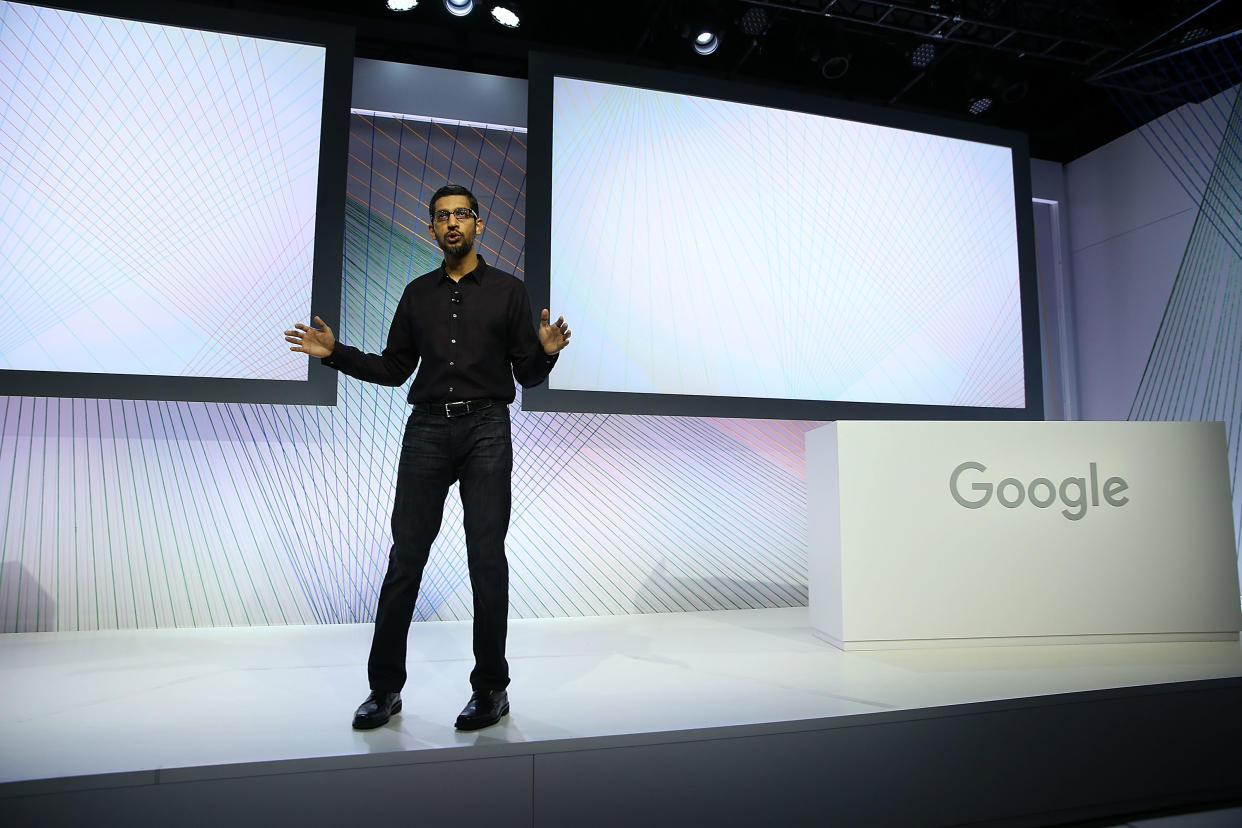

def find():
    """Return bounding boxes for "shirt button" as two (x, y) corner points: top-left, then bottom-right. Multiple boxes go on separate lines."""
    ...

(451, 339), (456, 344)
(449, 387), (454, 393)
(449, 361), (455, 366)
(453, 314), (458, 318)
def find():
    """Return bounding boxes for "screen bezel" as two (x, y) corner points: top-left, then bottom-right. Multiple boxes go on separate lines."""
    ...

(523, 52), (1043, 422)
(0, 0), (351, 405)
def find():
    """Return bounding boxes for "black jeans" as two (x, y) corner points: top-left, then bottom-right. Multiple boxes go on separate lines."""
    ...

(367, 404), (513, 692)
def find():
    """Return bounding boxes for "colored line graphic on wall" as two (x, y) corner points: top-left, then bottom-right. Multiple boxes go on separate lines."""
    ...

(0, 2), (325, 381)
(0, 112), (813, 632)
(1130, 86), (1242, 565)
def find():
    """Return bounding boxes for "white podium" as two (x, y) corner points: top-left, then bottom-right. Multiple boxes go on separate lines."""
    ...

(806, 421), (1241, 650)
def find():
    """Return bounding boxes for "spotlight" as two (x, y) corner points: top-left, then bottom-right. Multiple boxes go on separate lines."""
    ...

(444, 0), (472, 17)
(821, 54), (850, 79)
(386, 0), (418, 9)
(693, 30), (720, 56)
(491, 4), (519, 27)
(739, 7), (768, 37)
(1001, 80), (1028, 104)
(911, 42), (936, 68)
(968, 96), (993, 115)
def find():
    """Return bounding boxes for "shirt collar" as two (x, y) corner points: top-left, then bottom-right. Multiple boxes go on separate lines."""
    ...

(439, 256), (486, 285)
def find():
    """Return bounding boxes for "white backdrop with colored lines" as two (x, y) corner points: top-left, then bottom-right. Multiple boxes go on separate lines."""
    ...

(0, 112), (814, 632)
(550, 76), (1025, 408)
(0, 2), (324, 381)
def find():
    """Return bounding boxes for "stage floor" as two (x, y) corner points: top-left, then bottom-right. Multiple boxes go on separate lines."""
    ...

(3, 606), (1241, 789)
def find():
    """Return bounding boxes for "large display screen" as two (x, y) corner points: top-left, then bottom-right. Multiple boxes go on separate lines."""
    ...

(0, 0), (350, 403)
(524, 55), (1042, 421)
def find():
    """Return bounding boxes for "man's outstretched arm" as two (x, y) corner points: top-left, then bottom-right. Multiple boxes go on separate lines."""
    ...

(284, 312), (418, 387)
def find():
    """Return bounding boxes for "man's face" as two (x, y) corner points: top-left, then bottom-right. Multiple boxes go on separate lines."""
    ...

(429, 195), (482, 258)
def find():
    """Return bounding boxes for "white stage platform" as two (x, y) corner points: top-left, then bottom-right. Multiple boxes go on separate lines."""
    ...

(3, 607), (1242, 827)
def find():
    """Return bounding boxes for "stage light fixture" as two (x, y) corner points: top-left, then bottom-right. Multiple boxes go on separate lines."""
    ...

(821, 54), (850, 80)
(739, 7), (768, 37)
(1002, 80), (1028, 104)
(444, 0), (473, 17)
(491, 4), (520, 27)
(693, 30), (720, 56)
(387, 0), (418, 9)
(968, 96), (993, 115)
(1180, 26), (1210, 44)
(911, 42), (936, 68)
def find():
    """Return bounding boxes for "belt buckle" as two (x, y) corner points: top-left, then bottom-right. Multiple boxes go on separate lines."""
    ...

(444, 401), (468, 418)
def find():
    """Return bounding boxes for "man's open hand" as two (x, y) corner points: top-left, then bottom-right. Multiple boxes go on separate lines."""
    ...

(538, 309), (571, 355)
(284, 316), (336, 358)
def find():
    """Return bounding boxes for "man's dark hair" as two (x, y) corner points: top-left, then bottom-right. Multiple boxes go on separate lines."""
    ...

(428, 184), (479, 221)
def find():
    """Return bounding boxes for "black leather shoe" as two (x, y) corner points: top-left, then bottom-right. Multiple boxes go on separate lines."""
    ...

(352, 690), (401, 730)
(454, 689), (509, 731)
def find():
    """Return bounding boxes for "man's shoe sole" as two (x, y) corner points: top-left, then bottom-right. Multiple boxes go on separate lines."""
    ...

(352, 699), (402, 730)
(455, 701), (510, 732)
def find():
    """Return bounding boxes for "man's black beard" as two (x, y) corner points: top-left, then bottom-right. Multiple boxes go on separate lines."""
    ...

(440, 236), (474, 258)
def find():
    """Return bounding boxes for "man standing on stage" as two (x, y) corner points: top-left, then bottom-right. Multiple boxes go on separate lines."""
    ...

(284, 183), (570, 731)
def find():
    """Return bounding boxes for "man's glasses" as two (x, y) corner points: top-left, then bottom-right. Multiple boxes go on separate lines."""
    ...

(432, 207), (478, 224)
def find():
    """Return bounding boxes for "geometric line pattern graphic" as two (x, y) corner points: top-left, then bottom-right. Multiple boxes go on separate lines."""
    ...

(549, 77), (1026, 408)
(0, 2), (324, 380)
(0, 111), (816, 631)
(1130, 82), (1242, 566)
(1120, 35), (1242, 261)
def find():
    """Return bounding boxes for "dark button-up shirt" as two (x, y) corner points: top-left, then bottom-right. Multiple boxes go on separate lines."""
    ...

(321, 258), (557, 403)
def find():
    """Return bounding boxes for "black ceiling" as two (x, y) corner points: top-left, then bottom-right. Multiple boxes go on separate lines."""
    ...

(217, 0), (1242, 161)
